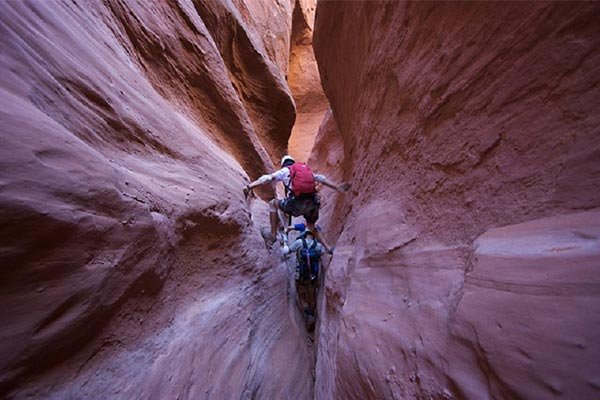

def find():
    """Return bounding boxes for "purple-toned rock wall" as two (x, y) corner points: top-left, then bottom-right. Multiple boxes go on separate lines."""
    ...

(312, 2), (600, 399)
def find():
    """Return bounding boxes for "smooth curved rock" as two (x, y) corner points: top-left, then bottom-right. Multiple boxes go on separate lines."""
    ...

(3, 0), (600, 398)
(193, 0), (296, 164)
(307, 108), (347, 242)
(0, 1), (310, 398)
(287, 0), (328, 162)
(313, 1), (600, 399)
(451, 210), (600, 399)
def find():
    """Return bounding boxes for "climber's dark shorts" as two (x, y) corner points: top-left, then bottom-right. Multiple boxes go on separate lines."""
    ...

(279, 193), (320, 224)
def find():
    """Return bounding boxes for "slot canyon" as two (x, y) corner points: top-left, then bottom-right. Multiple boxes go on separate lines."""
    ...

(1, 1), (599, 399)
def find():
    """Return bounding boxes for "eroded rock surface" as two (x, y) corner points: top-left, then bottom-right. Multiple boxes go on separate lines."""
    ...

(0, 1), (311, 398)
(193, 0), (296, 163)
(3, 0), (600, 399)
(313, 2), (600, 399)
(287, 0), (328, 162)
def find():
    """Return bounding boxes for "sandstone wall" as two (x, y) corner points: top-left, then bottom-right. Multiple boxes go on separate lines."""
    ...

(313, 2), (600, 399)
(192, 0), (295, 163)
(0, 1), (310, 398)
(287, 0), (328, 162)
(3, 0), (600, 398)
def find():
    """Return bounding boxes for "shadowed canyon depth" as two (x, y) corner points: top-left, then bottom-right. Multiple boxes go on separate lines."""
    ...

(1, 1), (599, 399)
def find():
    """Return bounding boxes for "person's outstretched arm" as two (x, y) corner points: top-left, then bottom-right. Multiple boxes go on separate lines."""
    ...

(244, 174), (271, 195)
(315, 243), (326, 256)
(285, 223), (306, 233)
(281, 238), (303, 256)
(314, 174), (351, 193)
(243, 168), (287, 196)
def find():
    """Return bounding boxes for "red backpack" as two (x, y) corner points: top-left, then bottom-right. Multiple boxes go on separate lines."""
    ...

(289, 162), (316, 196)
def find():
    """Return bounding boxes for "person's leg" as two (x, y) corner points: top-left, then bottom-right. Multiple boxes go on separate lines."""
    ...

(269, 198), (281, 237)
(302, 197), (329, 251)
(304, 196), (332, 251)
(304, 282), (316, 331)
(307, 221), (331, 252)
(276, 197), (300, 237)
(297, 282), (308, 313)
(306, 281), (316, 315)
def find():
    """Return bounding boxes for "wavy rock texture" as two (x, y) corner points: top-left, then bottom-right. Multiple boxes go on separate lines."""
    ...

(3, 0), (600, 399)
(313, 2), (600, 399)
(192, 0), (295, 163)
(287, 0), (328, 162)
(307, 108), (345, 239)
(0, 0), (312, 398)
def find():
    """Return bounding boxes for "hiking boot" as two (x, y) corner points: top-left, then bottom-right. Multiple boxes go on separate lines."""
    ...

(264, 233), (276, 245)
(277, 231), (288, 245)
(260, 227), (277, 245)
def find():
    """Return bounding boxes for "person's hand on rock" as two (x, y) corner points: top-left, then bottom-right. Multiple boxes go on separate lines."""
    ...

(338, 183), (351, 193)
(243, 185), (253, 198)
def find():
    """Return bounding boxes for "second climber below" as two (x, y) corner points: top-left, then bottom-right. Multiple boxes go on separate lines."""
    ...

(243, 155), (350, 252)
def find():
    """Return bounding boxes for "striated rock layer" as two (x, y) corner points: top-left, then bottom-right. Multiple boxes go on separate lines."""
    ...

(287, 0), (328, 162)
(192, 0), (295, 163)
(0, 0), (312, 398)
(4, 0), (600, 399)
(313, 1), (600, 399)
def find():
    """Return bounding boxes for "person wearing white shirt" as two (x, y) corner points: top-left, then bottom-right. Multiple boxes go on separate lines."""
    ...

(243, 155), (350, 252)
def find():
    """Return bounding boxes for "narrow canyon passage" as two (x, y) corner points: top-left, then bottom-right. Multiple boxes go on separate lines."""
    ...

(1, 1), (320, 399)
(2, 1), (600, 400)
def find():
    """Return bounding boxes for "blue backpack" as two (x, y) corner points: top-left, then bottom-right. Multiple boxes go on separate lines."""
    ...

(297, 237), (320, 282)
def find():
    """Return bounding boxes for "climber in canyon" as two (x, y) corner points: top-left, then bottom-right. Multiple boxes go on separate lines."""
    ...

(243, 155), (350, 252)
(281, 228), (324, 332)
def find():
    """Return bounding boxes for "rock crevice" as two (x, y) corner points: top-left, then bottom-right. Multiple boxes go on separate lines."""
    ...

(2, 1), (600, 399)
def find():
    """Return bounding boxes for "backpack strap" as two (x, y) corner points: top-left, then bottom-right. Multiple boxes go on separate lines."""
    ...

(302, 237), (311, 272)
(308, 239), (319, 280)
(284, 166), (292, 196)
(301, 237), (308, 248)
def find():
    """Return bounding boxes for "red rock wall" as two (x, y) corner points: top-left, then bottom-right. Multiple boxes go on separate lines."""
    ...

(287, 0), (328, 162)
(232, 0), (294, 75)
(313, 2), (600, 399)
(4, 0), (600, 398)
(307, 107), (345, 239)
(0, 1), (311, 398)
(192, 0), (296, 163)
